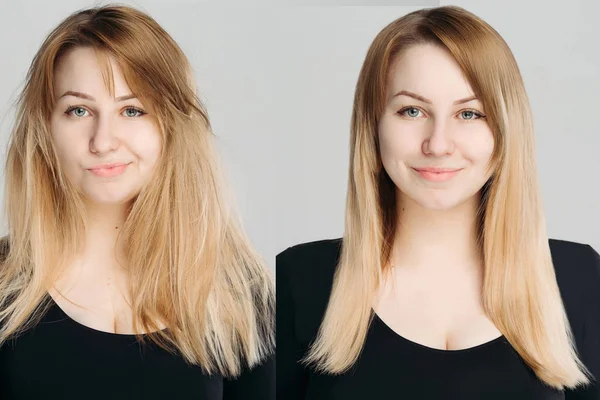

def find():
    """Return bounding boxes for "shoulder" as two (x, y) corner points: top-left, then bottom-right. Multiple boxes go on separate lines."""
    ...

(276, 238), (343, 303)
(549, 238), (600, 382)
(276, 238), (342, 343)
(276, 238), (342, 280)
(549, 238), (600, 300)
(548, 238), (600, 351)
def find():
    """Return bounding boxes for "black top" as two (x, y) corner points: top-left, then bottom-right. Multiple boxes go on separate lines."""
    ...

(0, 294), (274, 400)
(276, 238), (600, 400)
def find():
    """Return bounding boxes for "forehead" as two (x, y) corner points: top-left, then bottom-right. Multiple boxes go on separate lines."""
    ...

(387, 43), (475, 101)
(53, 47), (132, 98)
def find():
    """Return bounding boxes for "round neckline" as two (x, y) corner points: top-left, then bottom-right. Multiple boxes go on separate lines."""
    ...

(46, 293), (168, 338)
(372, 311), (506, 354)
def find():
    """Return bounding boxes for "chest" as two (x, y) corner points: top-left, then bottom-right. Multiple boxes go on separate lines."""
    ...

(49, 285), (137, 335)
(303, 321), (564, 400)
(0, 319), (222, 400)
(373, 266), (502, 351)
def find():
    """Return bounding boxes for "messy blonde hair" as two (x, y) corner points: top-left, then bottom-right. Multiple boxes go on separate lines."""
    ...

(304, 5), (591, 390)
(0, 4), (274, 377)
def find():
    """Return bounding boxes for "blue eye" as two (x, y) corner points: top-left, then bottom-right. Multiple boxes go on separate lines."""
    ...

(63, 105), (147, 118)
(460, 110), (485, 120)
(399, 107), (422, 118)
(397, 106), (486, 121)
(65, 106), (89, 118)
(122, 107), (146, 118)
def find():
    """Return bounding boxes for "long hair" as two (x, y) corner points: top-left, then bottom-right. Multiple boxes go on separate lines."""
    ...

(0, 4), (274, 377)
(303, 5), (591, 390)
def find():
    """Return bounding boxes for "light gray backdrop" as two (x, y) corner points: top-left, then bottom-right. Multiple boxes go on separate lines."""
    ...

(1, 1), (598, 270)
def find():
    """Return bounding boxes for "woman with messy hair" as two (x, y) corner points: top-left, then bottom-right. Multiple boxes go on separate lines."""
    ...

(277, 6), (599, 400)
(0, 5), (274, 399)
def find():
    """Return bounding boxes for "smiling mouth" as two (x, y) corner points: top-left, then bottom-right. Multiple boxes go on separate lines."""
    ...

(412, 167), (463, 173)
(412, 167), (463, 182)
(88, 163), (130, 178)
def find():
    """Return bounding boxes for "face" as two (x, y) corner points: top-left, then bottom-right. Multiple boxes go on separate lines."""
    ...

(378, 43), (494, 211)
(50, 47), (161, 206)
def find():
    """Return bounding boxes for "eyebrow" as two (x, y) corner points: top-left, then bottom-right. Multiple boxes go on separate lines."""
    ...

(391, 90), (478, 105)
(58, 91), (137, 102)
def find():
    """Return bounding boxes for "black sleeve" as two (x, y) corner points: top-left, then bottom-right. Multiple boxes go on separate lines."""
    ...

(565, 244), (600, 400)
(276, 249), (309, 400)
(222, 352), (275, 400)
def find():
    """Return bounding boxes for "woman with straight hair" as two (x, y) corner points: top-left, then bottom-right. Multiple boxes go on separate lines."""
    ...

(277, 5), (599, 399)
(0, 5), (274, 399)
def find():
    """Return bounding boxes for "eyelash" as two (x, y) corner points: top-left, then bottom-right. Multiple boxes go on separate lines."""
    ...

(64, 105), (147, 118)
(397, 106), (486, 121)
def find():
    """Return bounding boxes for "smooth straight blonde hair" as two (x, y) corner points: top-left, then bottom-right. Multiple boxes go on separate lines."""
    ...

(0, 4), (274, 377)
(303, 5), (592, 390)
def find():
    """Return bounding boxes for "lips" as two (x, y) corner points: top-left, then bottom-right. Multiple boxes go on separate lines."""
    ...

(88, 162), (129, 170)
(88, 162), (131, 178)
(412, 167), (462, 173)
(412, 167), (463, 182)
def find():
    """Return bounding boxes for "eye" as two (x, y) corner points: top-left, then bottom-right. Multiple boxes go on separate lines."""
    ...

(397, 106), (486, 121)
(398, 107), (423, 118)
(122, 107), (146, 118)
(459, 110), (485, 120)
(65, 106), (89, 118)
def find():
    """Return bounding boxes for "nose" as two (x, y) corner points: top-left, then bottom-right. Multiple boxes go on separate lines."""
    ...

(422, 120), (454, 156)
(89, 115), (119, 154)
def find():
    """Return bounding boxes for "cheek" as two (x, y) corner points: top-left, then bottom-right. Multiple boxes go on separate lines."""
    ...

(130, 125), (162, 166)
(378, 115), (419, 164)
(50, 118), (85, 170)
(462, 130), (494, 165)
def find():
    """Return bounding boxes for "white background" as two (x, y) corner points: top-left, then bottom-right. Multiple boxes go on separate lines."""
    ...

(1, 1), (598, 270)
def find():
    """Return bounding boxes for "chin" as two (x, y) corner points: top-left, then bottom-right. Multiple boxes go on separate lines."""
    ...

(418, 190), (478, 211)
(83, 189), (139, 206)
(400, 188), (466, 211)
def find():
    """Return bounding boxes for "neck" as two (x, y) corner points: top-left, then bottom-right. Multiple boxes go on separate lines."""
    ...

(391, 191), (483, 272)
(51, 200), (133, 302)
(78, 200), (131, 275)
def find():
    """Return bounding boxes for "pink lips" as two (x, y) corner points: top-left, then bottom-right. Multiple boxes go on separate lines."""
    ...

(88, 163), (130, 178)
(412, 167), (463, 182)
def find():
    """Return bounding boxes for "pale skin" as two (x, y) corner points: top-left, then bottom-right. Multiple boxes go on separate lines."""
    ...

(48, 47), (162, 334)
(373, 43), (503, 351)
